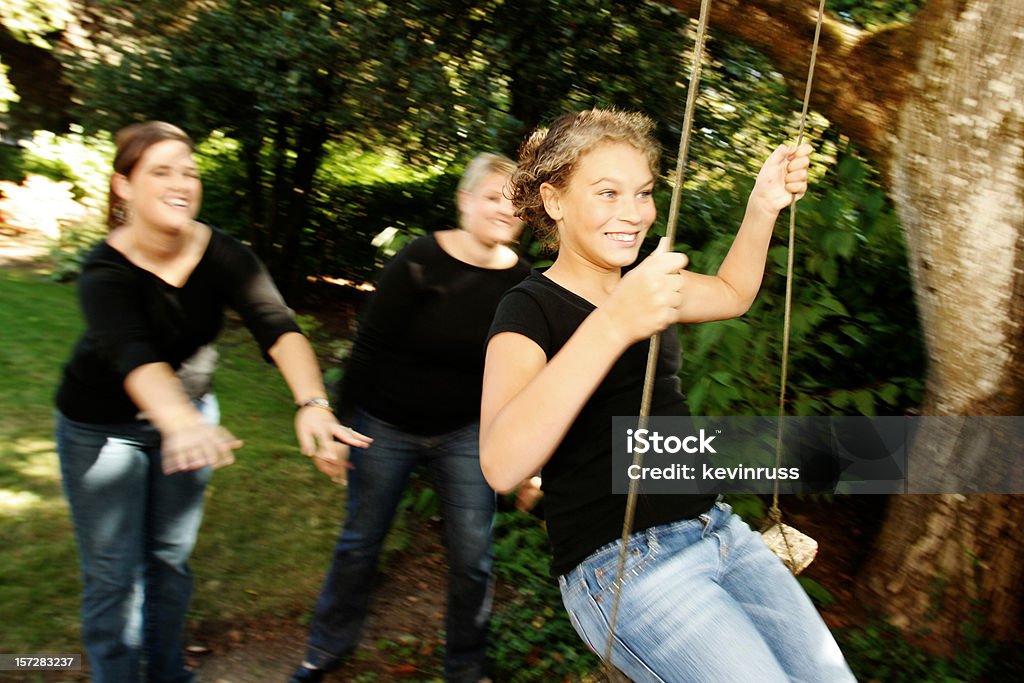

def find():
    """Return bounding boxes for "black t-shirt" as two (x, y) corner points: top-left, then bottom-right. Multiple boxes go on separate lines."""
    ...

(339, 234), (530, 435)
(56, 227), (302, 424)
(488, 272), (717, 576)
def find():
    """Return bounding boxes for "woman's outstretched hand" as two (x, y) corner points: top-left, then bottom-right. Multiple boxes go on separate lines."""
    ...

(515, 475), (544, 513)
(295, 406), (373, 485)
(161, 422), (243, 474)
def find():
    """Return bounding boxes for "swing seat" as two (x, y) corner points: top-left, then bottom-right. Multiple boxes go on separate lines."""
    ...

(762, 522), (818, 574)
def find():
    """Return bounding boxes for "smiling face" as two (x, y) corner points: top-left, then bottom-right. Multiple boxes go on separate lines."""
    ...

(542, 141), (656, 271)
(113, 139), (201, 234)
(458, 171), (524, 247)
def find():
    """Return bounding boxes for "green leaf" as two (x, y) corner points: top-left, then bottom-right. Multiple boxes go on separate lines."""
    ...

(877, 384), (902, 406)
(798, 576), (836, 607)
(852, 390), (876, 416)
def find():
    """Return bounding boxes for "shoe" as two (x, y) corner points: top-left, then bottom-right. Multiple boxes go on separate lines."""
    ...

(288, 666), (325, 683)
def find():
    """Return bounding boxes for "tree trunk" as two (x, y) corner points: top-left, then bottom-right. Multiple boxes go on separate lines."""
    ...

(279, 121), (329, 296)
(240, 138), (267, 258)
(0, 24), (73, 133)
(657, 0), (1024, 652)
(864, 495), (1024, 650)
(861, 0), (1024, 651)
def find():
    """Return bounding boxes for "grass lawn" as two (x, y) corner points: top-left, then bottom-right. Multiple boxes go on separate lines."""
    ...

(0, 267), (406, 654)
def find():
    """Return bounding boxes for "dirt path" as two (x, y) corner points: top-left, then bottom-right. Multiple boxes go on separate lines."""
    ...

(0, 230), (50, 267)
(189, 517), (452, 683)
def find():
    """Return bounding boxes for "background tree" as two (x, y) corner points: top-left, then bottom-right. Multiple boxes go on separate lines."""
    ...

(63, 0), (502, 289)
(0, 0), (73, 132)
(653, 0), (1023, 652)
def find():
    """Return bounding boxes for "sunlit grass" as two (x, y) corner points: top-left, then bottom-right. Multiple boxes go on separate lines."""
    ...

(0, 268), (83, 652)
(0, 267), (412, 654)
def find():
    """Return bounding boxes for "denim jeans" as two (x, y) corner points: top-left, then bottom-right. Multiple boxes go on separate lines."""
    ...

(303, 410), (496, 683)
(56, 395), (218, 683)
(559, 501), (856, 683)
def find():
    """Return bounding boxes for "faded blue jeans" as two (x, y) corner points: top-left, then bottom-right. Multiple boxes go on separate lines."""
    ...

(56, 395), (218, 683)
(559, 501), (856, 683)
(303, 410), (495, 683)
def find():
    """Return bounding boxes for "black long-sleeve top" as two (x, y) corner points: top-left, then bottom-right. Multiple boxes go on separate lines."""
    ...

(56, 227), (301, 424)
(338, 234), (530, 435)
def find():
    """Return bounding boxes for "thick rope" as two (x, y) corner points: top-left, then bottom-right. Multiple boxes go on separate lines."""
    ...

(602, 0), (829, 674)
(602, 0), (712, 675)
(771, 0), (827, 525)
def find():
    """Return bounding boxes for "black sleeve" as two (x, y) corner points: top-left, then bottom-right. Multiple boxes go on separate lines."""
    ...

(78, 265), (165, 380)
(487, 288), (552, 359)
(218, 235), (302, 360)
(334, 239), (428, 420)
(354, 239), (429, 346)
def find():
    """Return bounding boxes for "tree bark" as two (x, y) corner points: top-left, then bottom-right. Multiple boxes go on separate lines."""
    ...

(656, 0), (1024, 652)
(863, 0), (1024, 649)
(661, 0), (927, 175)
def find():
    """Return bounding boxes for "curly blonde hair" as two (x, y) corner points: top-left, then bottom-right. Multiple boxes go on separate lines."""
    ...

(510, 109), (661, 247)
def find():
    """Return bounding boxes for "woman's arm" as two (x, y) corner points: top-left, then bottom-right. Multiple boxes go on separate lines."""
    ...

(674, 143), (812, 323)
(268, 331), (372, 483)
(480, 313), (624, 493)
(125, 362), (242, 473)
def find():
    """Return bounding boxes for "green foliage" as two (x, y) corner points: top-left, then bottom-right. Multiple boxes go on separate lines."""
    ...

(489, 510), (601, 680)
(0, 128), (111, 280)
(47, 0), (935, 301)
(829, 0), (925, 29)
(0, 127), (112, 206)
(46, 214), (107, 282)
(838, 618), (1014, 683)
(0, 0), (73, 48)
(0, 139), (25, 181)
(679, 141), (925, 418)
(722, 493), (767, 522)
(306, 145), (459, 280)
(0, 59), (16, 115)
(797, 576), (836, 608)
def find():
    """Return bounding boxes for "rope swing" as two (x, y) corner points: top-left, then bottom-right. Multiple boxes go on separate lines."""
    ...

(602, 0), (829, 676)
(763, 0), (829, 575)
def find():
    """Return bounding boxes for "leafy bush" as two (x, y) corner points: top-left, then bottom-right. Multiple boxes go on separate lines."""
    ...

(489, 510), (602, 681)
(303, 169), (459, 283)
(3, 127), (113, 209)
(676, 141), (925, 418)
(196, 137), (461, 285)
(46, 214), (107, 282)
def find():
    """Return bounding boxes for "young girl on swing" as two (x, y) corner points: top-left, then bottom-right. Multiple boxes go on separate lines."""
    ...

(480, 109), (856, 682)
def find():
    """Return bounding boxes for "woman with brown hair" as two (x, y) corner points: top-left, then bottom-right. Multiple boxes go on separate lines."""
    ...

(55, 121), (369, 682)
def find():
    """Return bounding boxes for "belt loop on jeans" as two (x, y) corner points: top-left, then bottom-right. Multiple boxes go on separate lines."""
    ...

(645, 525), (659, 553)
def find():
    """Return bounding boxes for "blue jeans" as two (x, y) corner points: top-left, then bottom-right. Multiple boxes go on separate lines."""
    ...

(303, 410), (496, 682)
(56, 395), (218, 683)
(559, 501), (856, 683)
